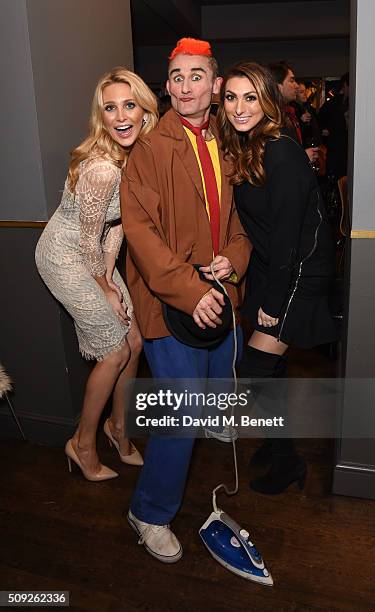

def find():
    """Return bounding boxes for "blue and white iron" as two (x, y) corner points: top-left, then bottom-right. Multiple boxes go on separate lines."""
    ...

(199, 508), (273, 586)
(199, 266), (273, 586)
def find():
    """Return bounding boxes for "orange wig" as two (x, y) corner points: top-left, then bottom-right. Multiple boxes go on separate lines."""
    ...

(169, 37), (212, 60)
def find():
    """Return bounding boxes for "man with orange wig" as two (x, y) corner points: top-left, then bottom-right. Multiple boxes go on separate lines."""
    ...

(121, 38), (250, 563)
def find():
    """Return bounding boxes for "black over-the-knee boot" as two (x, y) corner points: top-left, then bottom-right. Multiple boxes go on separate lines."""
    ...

(238, 345), (306, 495)
(238, 345), (285, 467)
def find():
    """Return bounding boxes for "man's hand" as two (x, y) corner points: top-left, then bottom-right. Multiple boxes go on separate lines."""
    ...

(193, 288), (225, 329)
(258, 307), (279, 327)
(199, 256), (233, 281)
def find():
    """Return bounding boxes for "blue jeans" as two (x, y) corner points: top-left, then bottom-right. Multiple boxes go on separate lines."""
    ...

(130, 327), (242, 524)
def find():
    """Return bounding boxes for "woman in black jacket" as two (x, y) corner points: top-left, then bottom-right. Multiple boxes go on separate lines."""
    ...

(218, 62), (337, 494)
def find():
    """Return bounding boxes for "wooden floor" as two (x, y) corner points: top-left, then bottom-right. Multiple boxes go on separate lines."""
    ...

(1, 348), (375, 612)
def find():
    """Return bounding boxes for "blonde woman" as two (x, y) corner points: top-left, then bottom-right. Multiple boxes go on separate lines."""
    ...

(35, 68), (158, 481)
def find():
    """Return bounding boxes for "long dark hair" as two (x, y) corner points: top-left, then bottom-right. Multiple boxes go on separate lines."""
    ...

(217, 61), (285, 186)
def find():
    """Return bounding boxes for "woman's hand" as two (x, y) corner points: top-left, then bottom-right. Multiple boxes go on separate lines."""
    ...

(93, 270), (129, 324)
(199, 256), (233, 282)
(105, 288), (130, 324)
(106, 276), (123, 302)
(258, 307), (279, 327)
(104, 252), (122, 299)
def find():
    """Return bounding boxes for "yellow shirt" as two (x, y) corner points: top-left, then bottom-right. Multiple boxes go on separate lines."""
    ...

(184, 127), (221, 219)
(184, 126), (238, 284)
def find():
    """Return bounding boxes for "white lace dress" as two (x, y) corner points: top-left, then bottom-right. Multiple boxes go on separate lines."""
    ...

(35, 156), (133, 361)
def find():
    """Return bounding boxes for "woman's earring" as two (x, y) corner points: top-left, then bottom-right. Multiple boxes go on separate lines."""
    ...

(142, 116), (147, 126)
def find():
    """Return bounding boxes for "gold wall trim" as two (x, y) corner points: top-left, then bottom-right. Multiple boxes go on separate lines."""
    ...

(0, 221), (47, 228)
(351, 230), (375, 239)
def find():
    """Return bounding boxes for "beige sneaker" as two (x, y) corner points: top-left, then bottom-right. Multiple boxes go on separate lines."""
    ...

(127, 510), (183, 563)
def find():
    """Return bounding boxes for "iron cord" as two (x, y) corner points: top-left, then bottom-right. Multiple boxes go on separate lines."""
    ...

(209, 262), (239, 513)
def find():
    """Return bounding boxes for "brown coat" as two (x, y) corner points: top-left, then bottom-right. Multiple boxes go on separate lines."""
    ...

(120, 109), (251, 339)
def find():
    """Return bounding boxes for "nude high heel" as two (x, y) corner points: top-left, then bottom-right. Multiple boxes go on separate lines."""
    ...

(103, 419), (143, 466)
(65, 439), (119, 482)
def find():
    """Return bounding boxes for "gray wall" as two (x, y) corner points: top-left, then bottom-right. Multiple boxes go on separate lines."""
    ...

(0, 0), (133, 222)
(27, 0), (133, 219)
(0, 0), (47, 221)
(0, 0), (133, 444)
(349, 0), (375, 231)
(333, 0), (375, 500)
(0, 227), (90, 444)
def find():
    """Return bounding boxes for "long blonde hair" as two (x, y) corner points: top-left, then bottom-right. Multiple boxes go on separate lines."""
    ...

(68, 67), (158, 191)
(217, 62), (284, 186)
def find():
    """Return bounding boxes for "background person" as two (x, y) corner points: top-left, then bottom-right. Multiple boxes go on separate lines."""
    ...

(295, 81), (322, 148)
(35, 68), (158, 481)
(318, 72), (349, 180)
(268, 61), (319, 166)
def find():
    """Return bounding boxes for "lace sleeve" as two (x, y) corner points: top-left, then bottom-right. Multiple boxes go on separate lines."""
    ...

(102, 222), (123, 258)
(77, 158), (118, 276)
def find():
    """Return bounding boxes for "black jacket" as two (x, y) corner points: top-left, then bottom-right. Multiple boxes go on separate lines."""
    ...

(318, 94), (348, 178)
(293, 101), (321, 147)
(234, 134), (335, 318)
